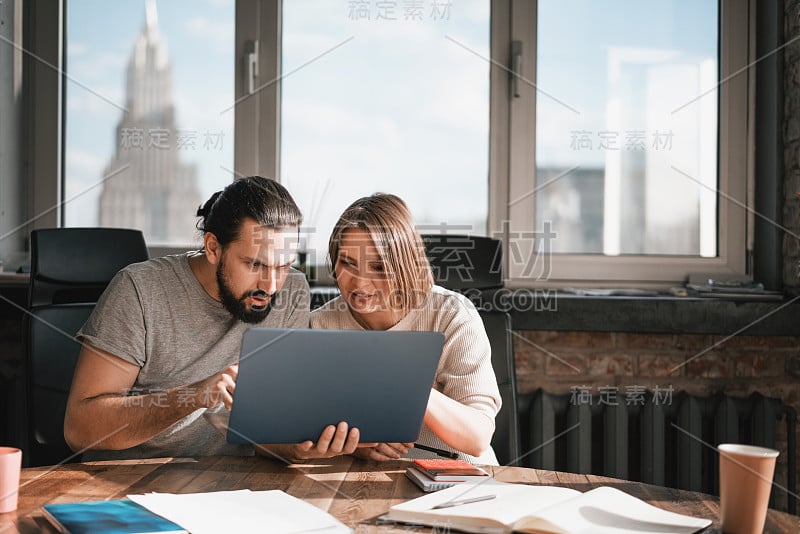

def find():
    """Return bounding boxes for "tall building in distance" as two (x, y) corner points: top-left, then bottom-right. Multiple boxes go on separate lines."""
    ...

(98, 0), (200, 245)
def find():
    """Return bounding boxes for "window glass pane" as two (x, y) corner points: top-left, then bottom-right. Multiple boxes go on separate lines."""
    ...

(535, 0), (718, 256)
(281, 1), (489, 267)
(65, 0), (234, 246)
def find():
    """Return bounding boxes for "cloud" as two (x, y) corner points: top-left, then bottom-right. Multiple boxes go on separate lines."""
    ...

(280, 97), (489, 251)
(282, 99), (398, 141)
(279, 7), (492, 237)
(283, 31), (354, 61)
(66, 149), (106, 177)
(449, 1), (489, 24)
(67, 42), (89, 57)
(69, 51), (127, 82)
(66, 84), (125, 118)
(63, 151), (108, 227)
(184, 16), (234, 48)
(173, 91), (233, 129)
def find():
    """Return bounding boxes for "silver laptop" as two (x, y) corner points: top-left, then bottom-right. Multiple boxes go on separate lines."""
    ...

(226, 328), (444, 445)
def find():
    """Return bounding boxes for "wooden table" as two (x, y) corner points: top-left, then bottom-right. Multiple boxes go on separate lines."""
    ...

(1, 455), (797, 533)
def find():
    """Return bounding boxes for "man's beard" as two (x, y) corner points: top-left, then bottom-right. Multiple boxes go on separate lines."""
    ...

(216, 259), (272, 324)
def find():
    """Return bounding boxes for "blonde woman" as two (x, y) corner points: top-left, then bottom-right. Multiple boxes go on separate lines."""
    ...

(311, 194), (501, 465)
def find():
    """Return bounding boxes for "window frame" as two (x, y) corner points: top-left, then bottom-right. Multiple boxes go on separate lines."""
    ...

(491, 0), (752, 289)
(26, 0), (265, 257)
(25, 0), (753, 288)
(264, 0), (753, 289)
(154, 0), (277, 258)
(234, 0), (280, 182)
(24, 0), (64, 235)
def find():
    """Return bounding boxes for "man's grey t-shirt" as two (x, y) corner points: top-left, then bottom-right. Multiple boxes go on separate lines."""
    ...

(77, 253), (311, 460)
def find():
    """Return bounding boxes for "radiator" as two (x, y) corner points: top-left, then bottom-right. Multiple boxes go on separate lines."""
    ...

(518, 389), (797, 514)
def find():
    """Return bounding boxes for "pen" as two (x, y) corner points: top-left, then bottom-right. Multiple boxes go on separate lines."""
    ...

(431, 494), (496, 509)
(413, 443), (458, 459)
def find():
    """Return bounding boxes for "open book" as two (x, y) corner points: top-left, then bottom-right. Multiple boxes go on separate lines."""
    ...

(386, 479), (712, 534)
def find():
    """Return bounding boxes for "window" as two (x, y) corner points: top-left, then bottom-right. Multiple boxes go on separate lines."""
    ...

(48, 0), (751, 288)
(496, 0), (750, 287)
(270, 0), (750, 287)
(280, 1), (490, 269)
(535, 1), (718, 257)
(64, 0), (234, 246)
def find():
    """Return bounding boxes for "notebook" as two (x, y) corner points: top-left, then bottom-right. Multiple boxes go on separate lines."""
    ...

(412, 459), (490, 480)
(227, 328), (444, 444)
(42, 499), (186, 534)
(406, 466), (492, 492)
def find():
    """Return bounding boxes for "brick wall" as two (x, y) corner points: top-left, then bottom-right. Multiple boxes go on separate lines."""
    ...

(513, 330), (800, 512)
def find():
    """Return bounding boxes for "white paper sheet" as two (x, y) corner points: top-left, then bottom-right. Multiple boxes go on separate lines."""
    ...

(128, 489), (351, 534)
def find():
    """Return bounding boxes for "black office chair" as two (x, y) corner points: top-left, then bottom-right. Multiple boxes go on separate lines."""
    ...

(421, 235), (521, 466)
(25, 228), (148, 467)
(478, 309), (521, 466)
(420, 235), (503, 291)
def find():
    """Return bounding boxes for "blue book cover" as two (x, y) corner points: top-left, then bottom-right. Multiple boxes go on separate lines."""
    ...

(42, 499), (186, 534)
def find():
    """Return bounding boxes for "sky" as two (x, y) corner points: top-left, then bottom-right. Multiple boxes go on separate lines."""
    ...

(64, 0), (490, 253)
(64, 0), (235, 242)
(532, 0), (718, 256)
(535, 0), (718, 168)
(280, 0), (490, 255)
(63, 0), (717, 256)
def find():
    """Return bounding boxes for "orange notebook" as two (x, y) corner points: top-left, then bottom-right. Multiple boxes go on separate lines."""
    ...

(412, 459), (489, 480)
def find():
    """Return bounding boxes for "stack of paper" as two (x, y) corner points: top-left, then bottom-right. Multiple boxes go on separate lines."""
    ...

(128, 490), (350, 534)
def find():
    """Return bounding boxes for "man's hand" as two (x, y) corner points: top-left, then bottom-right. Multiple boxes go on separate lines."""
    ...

(353, 442), (414, 461)
(65, 345), (239, 452)
(190, 364), (238, 410)
(255, 422), (367, 462)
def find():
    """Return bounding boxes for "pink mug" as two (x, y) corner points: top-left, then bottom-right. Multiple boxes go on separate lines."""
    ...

(0, 447), (22, 514)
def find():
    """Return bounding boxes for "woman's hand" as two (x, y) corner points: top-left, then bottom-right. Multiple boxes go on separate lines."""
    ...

(353, 442), (414, 461)
(423, 389), (494, 457)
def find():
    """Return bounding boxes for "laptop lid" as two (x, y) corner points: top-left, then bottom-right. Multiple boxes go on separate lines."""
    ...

(226, 328), (445, 445)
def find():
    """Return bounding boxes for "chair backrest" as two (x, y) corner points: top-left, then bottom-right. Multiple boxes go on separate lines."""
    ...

(479, 310), (521, 466)
(421, 234), (520, 465)
(29, 228), (149, 307)
(421, 235), (503, 290)
(25, 228), (148, 466)
(27, 304), (95, 466)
